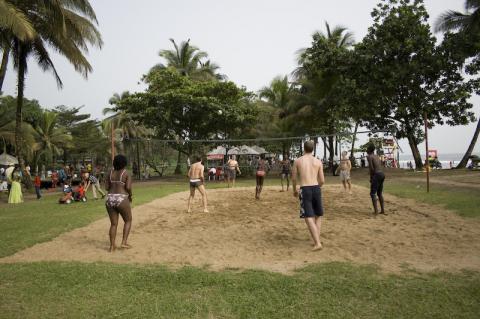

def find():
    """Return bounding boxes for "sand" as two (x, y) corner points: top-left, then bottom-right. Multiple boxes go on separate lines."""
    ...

(2, 184), (480, 274)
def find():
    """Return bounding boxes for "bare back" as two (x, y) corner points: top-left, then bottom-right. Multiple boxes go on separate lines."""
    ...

(292, 154), (325, 187)
(105, 169), (131, 195)
(367, 154), (383, 176)
(188, 162), (204, 180)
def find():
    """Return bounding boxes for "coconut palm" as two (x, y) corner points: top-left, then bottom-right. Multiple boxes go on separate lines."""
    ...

(259, 75), (293, 115)
(33, 111), (72, 166)
(434, 0), (480, 34)
(436, 1), (480, 168)
(293, 22), (354, 80)
(103, 92), (150, 175)
(152, 38), (225, 81)
(5, 0), (102, 179)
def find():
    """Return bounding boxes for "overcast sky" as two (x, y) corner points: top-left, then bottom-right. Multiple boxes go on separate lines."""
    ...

(2, 0), (478, 157)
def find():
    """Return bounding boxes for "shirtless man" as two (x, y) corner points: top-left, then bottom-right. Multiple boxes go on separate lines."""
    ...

(367, 143), (386, 215)
(187, 156), (208, 213)
(292, 140), (325, 251)
(226, 155), (241, 188)
(336, 151), (352, 194)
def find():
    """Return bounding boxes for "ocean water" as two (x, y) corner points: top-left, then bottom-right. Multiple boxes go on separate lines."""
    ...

(398, 153), (479, 169)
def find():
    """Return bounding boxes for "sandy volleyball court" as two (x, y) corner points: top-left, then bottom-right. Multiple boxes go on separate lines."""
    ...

(2, 184), (480, 273)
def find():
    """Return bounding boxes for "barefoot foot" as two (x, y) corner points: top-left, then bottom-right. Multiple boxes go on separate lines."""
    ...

(312, 244), (323, 251)
(203, 209), (209, 213)
(109, 246), (116, 252)
(120, 243), (132, 249)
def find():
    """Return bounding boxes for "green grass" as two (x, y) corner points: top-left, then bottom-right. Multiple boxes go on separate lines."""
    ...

(0, 174), (479, 318)
(348, 168), (480, 218)
(0, 182), (188, 258)
(382, 180), (480, 218)
(0, 262), (478, 319)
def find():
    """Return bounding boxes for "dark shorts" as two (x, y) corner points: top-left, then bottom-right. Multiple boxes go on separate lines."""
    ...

(281, 171), (290, 178)
(370, 172), (385, 196)
(299, 185), (323, 218)
(227, 169), (236, 179)
(190, 180), (203, 188)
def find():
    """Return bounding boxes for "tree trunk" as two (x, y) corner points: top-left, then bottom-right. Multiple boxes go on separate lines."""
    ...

(0, 46), (9, 93)
(457, 117), (480, 168)
(328, 135), (335, 174)
(350, 122), (359, 165)
(174, 150), (182, 174)
(136, 140), (141, 179)
(15, 48), (32, 188)
(406, 133), (423, 169)
(322, 137), (327, 161)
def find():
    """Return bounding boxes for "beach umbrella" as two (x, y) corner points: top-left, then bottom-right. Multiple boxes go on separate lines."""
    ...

(207, 146), (226, 156)
(0, 152), (18, 166)
(239, 145), (260, 155)
(227, 147), (240, 155)
(251, 145), (268, 154)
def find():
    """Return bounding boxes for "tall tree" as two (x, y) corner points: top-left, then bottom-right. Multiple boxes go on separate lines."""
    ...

(33, 111), (72, 167)
(257, 75), (297, 156)
(293, 22), (355, 163)
(435, 0), (480, 168)
(355, 0), (476, 169)
(6, 0), (102, 180)
(121, 68), (257, 173)
(152, 38), (225, 81)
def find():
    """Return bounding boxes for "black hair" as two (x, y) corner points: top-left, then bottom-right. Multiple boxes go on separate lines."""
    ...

(260, 154), (265, 160)
(195, 156), (202, 163)
(366, 143), (376, 154)
(113, 154), (128, 170)
(304, 140), (314, 153)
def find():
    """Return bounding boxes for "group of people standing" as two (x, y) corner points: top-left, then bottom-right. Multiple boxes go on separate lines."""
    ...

(184, 141), (386, 251)
(106, 141), (386, 253)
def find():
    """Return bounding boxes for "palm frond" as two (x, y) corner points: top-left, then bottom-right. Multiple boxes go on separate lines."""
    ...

(31, 38), (63, 87)
(0, 0), (36, 41)
(434, 10), (471, 33)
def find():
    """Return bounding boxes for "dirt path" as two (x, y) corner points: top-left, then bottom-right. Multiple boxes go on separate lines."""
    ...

(2, 185), (480, 274)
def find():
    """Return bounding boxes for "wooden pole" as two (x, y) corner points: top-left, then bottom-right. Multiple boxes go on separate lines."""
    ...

(111, 122), (115, 163)
(424, 113), (430, 193)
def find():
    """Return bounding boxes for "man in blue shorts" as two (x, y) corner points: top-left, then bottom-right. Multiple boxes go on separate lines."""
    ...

(292, 140), (325, 251)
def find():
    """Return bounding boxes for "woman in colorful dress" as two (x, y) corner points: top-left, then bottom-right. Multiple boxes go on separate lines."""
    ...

(8, 168), (23, 204)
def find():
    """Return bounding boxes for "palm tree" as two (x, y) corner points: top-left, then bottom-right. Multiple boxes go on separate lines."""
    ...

(293, 22), (354, 80)
(292, 22), (354, 162)
(103, 92), (150, 176)
(152, 38), (224, 81)
(0, 0), (39, 92)
(435, 0), (480, 34)
(435, 1), (480, 168)
(33, 111), (72, 167)
(4, 0), (102, 180)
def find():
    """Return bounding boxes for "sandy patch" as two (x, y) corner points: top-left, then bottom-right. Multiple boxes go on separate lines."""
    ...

(2, 185), (480, 273)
